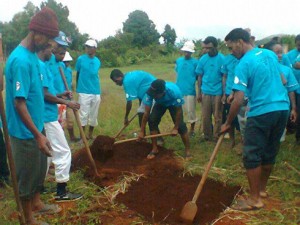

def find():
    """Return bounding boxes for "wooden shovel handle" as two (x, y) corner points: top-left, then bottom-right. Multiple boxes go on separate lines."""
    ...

(0, 34), (26, 225)
(191, 134), (224, 203)
(114, 132), (173, 145)
(59, 67), (99, 176)
(114, 113), (138, 139)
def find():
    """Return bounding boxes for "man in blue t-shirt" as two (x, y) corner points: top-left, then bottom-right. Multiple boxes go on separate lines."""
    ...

(5, 7), (60, 224)
(110, 69), (156, 128)
(62, 51), (79, 142)
(196, 36), (225, 142)
(175, 41), (198, 137)
(283, 34), (300, 144)
(221, 28), (289, 211)
(76, 39), (101, 140)
(221, 53), (240, 147)
(39, 35), (82, 202)
(138, 79), (191, 160)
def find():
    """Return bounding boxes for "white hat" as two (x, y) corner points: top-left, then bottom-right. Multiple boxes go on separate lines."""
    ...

(63, 51), (72, 62)
(85, 39), (97, 48)
(181, 41), (195, 53)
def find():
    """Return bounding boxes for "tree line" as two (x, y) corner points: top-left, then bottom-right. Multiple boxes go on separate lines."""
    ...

(0, 0), (297, 67)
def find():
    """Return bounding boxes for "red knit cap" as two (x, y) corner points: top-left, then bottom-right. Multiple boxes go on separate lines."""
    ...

(28, 7), (59, 38)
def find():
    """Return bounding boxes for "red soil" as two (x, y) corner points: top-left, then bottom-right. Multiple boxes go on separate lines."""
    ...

(72, 135), (241, 225)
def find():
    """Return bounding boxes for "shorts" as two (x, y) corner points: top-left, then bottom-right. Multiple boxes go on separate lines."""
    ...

(183, 95), (198, 123)
(243, 110), (288, 169)
(148, 103), (188, 135)
(10, 136), (47, 200)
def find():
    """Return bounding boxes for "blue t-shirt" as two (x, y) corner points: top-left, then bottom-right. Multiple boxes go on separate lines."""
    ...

(175, 57), (198, 96)
(232, 48), (289, 117)
(46, 54), (65, 94)
(64, 65), (73, 90)
(5, 46), (44, 139)
(76, 54), (101, 94)
(195, 53), (225, 95)
(123, 71), (156, 101)
(285, 49), (300, 86)
(40, 60), (59, 123)
(142, 82), (185, 107)
(279, 63), (299, 93)
(221, 54), (239, 95)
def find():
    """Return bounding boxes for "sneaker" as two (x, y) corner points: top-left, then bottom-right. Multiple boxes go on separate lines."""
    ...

(55, 192), (83, 202)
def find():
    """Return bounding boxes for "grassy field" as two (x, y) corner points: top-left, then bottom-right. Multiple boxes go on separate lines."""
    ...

(0, 62), (299, 224)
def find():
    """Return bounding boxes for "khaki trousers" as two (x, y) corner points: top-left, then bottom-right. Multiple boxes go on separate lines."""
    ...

(201, 94), (223, 139)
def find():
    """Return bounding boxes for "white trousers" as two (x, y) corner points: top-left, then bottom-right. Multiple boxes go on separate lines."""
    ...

(78, 93), (101, 127)
(45, 121), (71, 183)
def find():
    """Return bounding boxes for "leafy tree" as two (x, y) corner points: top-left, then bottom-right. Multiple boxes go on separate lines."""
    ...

(123, 10), (160, 47)
(0, 2), (37, 54)
(161, 24), (177, 46)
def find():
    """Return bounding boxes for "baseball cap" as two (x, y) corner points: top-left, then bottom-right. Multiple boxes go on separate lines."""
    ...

(54, 31), (69, 46)
(85, 39), (97, 48)
(147, 79), (166, 97)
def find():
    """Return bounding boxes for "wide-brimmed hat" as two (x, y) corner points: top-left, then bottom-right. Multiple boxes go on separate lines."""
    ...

(63, 51), (72, 61)
(181, 41), (195, 53)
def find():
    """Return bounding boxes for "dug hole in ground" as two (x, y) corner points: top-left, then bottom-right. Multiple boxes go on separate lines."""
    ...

(72, 135), (241, 225)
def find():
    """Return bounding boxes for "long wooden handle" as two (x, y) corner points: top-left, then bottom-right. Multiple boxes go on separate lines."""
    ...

(59, 67), (99, 176)
(191, 134), (224, 203)
(114, 132), (173, 145)
(114, 113), (138, 139)
(0, 34), (26, 225)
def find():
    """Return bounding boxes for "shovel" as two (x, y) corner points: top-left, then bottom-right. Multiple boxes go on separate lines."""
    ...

(59, 67), (100, 176)
(0, 36), (26, 224)
(113, 113), (138, 139)
(180, 134), (225, 224)
(114, 132), (173, 145)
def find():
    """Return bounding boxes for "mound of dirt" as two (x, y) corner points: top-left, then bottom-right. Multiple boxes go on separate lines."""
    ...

(72, 135), (240, 225)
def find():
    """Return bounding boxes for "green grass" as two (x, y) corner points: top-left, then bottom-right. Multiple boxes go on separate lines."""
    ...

(0, 62), (299, 225)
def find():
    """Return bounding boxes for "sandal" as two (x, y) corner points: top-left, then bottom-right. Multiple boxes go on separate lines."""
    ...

(34, 204), (62, 215)
(147, 151), (158, 160)
(185, 153), (193, 160)
(260, 191), (269, 198)
(231, 199), (264, 211)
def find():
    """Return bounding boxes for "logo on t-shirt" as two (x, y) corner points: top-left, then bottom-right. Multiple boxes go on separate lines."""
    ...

(177, 99), (182, 103)
(234, 76), (239, 84)
(16, 81), (20, 91)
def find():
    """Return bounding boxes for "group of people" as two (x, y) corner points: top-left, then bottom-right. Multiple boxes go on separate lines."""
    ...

(110, 30), (300, 212)
(0, 7), (102, 225)
(0, 6), (299, 225)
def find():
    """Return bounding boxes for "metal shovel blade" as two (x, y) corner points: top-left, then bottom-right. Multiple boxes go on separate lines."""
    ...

(180, 201), (197, 224)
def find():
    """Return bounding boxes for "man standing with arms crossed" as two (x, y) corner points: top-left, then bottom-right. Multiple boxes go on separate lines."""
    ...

(221, 28), (289, 211)
(5, 7), (61, 224)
